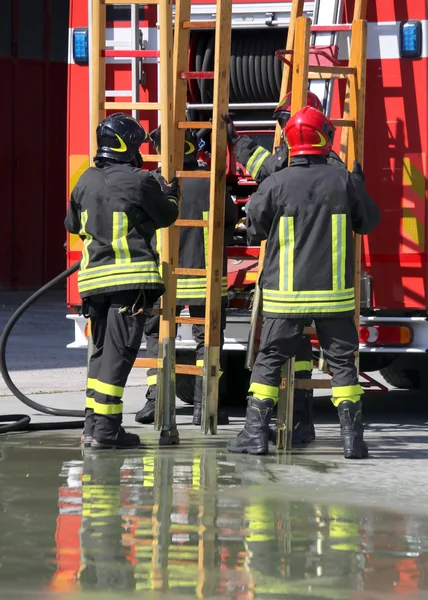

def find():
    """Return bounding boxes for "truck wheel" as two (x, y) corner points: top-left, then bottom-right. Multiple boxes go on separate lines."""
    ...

(380, 358), (420, 389)
(176, 350), (196, 405)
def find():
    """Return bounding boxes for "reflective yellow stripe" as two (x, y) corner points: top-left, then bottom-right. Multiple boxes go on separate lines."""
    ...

(112, 211), (131, 264)
(156, 229), (163, 278)
(246, 147), (271, 179)
(79, 210), (93, 270)
(93, 400), (123, 415)
(86, 397), (95, 409)
(192, 458), (200, 490)
(78, 260), (161, 280)
(332, 214), (346, 291)
(295, 361), (313, 372)
(331, 384), (363, 397)
(203, 210), (209, 268)
(78, 273), (163, 293)
(147, 375), (157, 386)
(87, 377), (97, 390)
(278, 216), (294, 292)
(93, 380), (124, 398)
(263, 299), (355, 314)
(263, 288), (354, 301)
(249, 382), (279, 400)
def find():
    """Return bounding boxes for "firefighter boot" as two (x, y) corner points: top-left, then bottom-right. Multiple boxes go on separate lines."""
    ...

(192, 401), (230, 426)
(135, 384), (157, 424)
(267, 390), (315, 446)
(227, 397), (274, 455)
(81, 408), (95, 448)
(337, 400), (368, 459)
(91, 415), (141, 450)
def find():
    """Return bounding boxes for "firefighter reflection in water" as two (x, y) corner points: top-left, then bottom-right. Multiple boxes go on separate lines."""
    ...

(224, 91), (345, 446)
(227, 106), (380, 458)
(64, 113), (180, 450)
(135, 127), (237, 426)
(51, 453), (428, 596)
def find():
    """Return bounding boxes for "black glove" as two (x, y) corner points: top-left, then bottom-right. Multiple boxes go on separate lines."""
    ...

(222, 114), (239, 146)
(153, 171), (180, 202)
(149, 127), (161, 154)
(352, 160), (365, 181)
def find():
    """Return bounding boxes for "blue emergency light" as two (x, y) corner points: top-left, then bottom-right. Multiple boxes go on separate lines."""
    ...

(399, 21), (422, 59)
(73, 28), (89, 65)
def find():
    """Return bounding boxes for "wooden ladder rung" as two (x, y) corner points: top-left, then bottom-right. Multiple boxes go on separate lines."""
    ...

(331, 119), (355, 127)
(141, 155), (160, 162)
(175, 316), (206, 325)
(308, 65), (356, 76)
(175, 219), (209, 227)
(104, 102), (160, 111)
(177, 121), (212, 129)
(176, 170), (211, 178)
(182, 20), (216, 29)
(308, 72), (351, 80)
(134, 357), (203, 376)
(295, 379), (332, 389)
(175, 267), (207, 276)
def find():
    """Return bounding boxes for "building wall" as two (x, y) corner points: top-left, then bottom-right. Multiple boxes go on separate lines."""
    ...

(0, 0), (69, 289)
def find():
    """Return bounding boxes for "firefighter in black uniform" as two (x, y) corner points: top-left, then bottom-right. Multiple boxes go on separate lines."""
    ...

(223, 90), (342, 446)
(227, 106), (380, 459)
(65, 113), (180, 450)
(135, 128), (237, 426)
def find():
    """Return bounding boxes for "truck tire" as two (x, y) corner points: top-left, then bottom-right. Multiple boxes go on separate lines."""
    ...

(224, 351), (251, 405)
(380, 358), (420, 389)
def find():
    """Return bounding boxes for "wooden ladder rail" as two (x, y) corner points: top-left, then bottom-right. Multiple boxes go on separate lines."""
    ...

(135, 0), (233, 438)
(277, 11), (368, 451)
(90, 0), (177, 444)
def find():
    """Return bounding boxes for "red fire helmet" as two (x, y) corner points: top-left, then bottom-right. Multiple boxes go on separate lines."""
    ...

(284, 105), (335, 157)
(273, 90), (323, 129)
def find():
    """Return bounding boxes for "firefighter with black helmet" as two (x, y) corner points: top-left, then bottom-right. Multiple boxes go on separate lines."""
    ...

(227, 106), (380, 458)
(135, 127), (237, 426)
(223, 90), (341, 447)
(65, 112), (180, 450)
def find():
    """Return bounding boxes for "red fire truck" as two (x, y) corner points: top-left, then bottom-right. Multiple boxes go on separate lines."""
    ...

(66, 0), (428, 398)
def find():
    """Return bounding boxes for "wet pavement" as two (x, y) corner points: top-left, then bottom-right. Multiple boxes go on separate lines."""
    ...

(2, 427), (428, 600)
(2, 292), (428, 598)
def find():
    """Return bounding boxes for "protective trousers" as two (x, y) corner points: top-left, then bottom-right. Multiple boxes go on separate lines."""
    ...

(86, 290), (147, 438)
(249, 316), (362, 405)
(145, 303), (227, 403)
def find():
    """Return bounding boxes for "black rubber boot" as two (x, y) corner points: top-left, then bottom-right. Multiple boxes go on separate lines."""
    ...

(193, 402), (230, 426)
(227, 397), (274, 455)
(292, 389), (315, 445)
(135, 399), (156, 424)
(92, 414), (141, 450)
(91, 426), (141, 450)
(81, 408), (95, 448)
(337, 400), (368, 459)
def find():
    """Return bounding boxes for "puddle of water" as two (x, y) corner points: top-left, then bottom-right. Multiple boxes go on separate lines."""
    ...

(1, 437), (428, 599)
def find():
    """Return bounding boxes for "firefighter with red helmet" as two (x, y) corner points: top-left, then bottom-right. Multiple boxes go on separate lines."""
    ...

(65, 113), (180, 450)
(223, 90), (340, 447)
(135, 127), (237, 426)
(227, 106), (380, 458)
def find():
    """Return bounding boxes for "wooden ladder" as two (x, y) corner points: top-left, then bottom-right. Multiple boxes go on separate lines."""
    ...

(133, 0), (233, 441)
